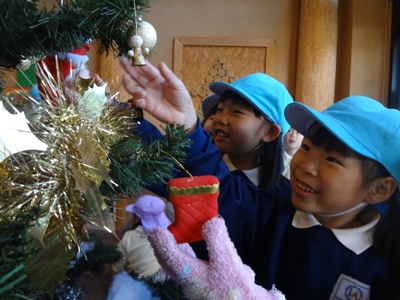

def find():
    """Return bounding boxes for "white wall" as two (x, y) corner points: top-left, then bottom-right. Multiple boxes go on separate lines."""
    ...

(142, 0), (299, 94)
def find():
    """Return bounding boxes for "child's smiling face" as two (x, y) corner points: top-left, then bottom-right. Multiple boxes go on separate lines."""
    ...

(290, 135), (370, 228)
(212, 99), (271, 157)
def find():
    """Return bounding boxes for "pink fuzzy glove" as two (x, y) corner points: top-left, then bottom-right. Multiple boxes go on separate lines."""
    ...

(148, 217), (285, 300)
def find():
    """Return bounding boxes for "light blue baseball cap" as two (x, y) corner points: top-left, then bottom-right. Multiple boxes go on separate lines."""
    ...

(284, 95), (400, 184)
(209, 73), (293, 134)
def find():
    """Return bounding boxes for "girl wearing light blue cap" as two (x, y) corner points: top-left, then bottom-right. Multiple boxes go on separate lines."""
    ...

(120, 58), (400, 299)
(283, 96), (400, 298)
(201, 74), (293, 190)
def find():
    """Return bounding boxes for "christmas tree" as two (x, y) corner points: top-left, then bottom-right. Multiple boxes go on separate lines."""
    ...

(0, 1), (192, 298)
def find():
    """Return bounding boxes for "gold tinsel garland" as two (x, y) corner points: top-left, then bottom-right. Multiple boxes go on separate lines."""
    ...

(0, 66), (146, 293)
(0, 88), (134, 242)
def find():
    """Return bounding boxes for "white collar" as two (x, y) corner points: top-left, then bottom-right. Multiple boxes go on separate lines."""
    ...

(292, 210), (380, 254)
(222, 154), (259, 185)
(242, 168), (259, 186)
(282, 151), (292, 162)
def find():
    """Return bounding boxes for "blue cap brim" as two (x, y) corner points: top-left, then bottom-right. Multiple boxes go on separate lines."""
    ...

(285, 102), (376, 160)
(201, 94), (219, 117)
(209, 81), (274, 121)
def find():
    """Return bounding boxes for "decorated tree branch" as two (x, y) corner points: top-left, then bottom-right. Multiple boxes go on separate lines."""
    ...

(0, 71), (191, 296)
(0, 36), (191, 299)
(0, 0), (152, 93)
(0, 1), (196, 298)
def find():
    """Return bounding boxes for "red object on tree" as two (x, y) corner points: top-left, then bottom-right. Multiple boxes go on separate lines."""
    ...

(167, 175), (219, 244)
(36, 44), (91, 104)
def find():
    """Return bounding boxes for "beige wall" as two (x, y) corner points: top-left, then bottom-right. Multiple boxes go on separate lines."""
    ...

(142, 0), (300, 95)
(336, 0), (392, 104)
(95, 0), (300, 124)
(96, 0), (300, 108)
(141, 0), (392, 106)
(349, 0), (391, 103)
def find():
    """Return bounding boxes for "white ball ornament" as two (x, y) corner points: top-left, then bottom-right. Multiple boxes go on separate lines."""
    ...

(135, 21), (157, 51)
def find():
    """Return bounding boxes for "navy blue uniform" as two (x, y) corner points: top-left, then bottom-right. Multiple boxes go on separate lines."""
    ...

(134, 120), (400, 299)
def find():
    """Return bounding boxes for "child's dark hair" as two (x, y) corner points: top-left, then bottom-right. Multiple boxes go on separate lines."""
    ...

(201, 104), (218, 127)
(308, 123), (400, 273)
(220, 91), (284, 189)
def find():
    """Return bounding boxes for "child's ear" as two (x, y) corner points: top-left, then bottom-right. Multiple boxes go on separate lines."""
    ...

(366, 177), (398, 204)
(262, 123), (281, 142)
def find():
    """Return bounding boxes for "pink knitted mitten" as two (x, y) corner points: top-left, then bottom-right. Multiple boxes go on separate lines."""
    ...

(148, 217), (286, 300)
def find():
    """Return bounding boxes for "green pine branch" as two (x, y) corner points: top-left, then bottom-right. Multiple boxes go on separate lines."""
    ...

(66, 239), (123, 282)
(0, 0), (151, 71)
(0, 206), (45, 299)
(102, 124), (192, 197)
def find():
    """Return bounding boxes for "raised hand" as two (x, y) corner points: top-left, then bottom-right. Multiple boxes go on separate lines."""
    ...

(120, 57), (198, 132)
(148, 217), (286, 300)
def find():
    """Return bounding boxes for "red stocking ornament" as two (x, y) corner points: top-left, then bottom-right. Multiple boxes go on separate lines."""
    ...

(167, 175), (219, 244)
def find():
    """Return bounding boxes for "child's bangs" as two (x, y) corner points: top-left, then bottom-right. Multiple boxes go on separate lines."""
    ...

(307, 122), (391, 186)
(307, 122), (353, 157)
(220, 91), (263, 118)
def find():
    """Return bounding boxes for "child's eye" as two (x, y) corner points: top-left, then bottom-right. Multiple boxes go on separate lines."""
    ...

(301, 143), (310, 151)
(233, 109), (245, 114)
(326, 156), (341, 164)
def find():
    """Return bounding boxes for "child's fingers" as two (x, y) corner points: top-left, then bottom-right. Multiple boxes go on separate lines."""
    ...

(158, 62), (185, 90)
(119, 57), (157, 87)
(121, 74), (145, 98)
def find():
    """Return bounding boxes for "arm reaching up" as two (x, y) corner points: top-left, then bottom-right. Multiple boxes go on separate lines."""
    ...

(148, 217), (286, 300)
(120, 57), (198, 132)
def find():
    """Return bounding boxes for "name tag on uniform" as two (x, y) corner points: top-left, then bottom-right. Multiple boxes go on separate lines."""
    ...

(330, 274), (370, 300)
